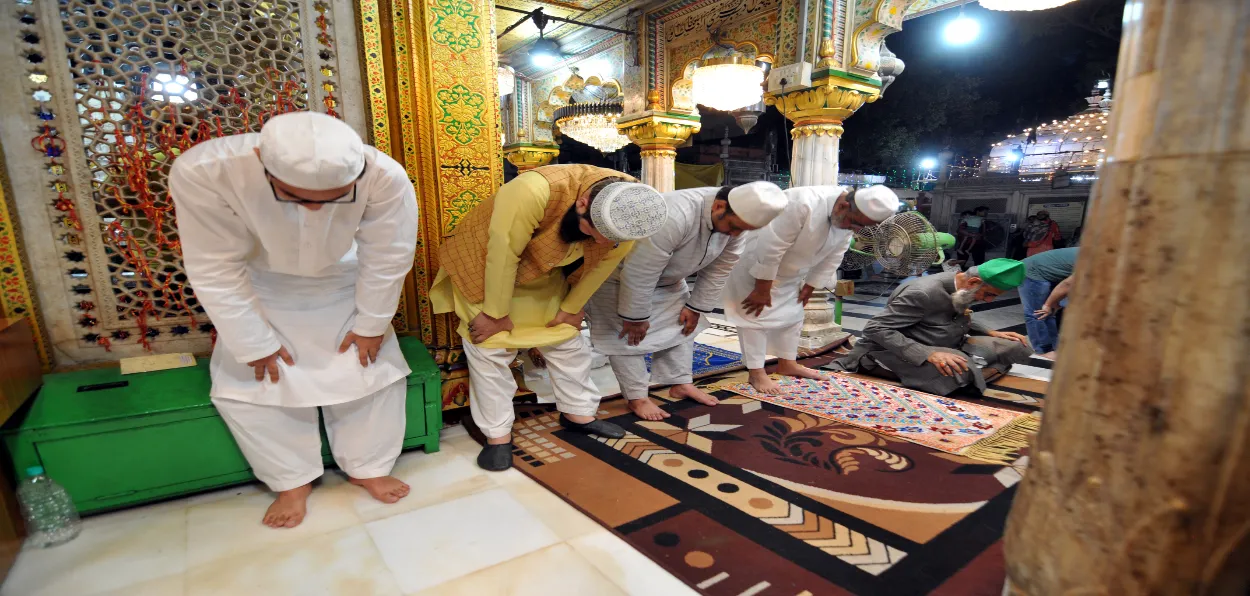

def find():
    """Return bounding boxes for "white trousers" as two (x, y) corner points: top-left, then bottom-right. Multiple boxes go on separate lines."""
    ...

(213, 379), (407, 492)
(738, 320), (803, 369)
(464, 335), (600, 439)
(608, 340), (694, 400)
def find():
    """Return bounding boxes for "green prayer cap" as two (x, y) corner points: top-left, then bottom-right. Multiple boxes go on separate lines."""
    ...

(976, 258), (1025, 290)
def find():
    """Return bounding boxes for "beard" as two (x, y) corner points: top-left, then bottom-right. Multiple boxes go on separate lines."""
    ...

(559, 205), (591, 243)
(951, 288), (978, 311)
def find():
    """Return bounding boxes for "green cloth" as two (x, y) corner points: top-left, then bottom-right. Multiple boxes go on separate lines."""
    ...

(1023, 247), (1079, 283)
(674, 163), (724, 190)
(977, 258), (1025, 290)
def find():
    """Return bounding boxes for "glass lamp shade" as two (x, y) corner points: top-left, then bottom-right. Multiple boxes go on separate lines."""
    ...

(691, 57), (764, 112)
(554, 102), (630, 153)
(979, 0), (1078, 10)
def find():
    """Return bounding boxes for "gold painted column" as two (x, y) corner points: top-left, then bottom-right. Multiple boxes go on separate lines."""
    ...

(767, 42), (879, 187)
(1003, 1), (1250, 593)
(503, 143), (559, 172)
(617, 93), (701, 193)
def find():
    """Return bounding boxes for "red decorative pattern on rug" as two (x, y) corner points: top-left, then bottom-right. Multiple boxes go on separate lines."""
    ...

(719, 373), (1039, 464)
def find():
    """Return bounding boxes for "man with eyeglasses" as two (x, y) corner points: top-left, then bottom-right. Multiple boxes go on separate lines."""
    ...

(723, 185), (900, 394)
(170, 111), (419, 529)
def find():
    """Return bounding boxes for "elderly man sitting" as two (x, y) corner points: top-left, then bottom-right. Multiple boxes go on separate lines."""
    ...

(829, 259), (1033, 396)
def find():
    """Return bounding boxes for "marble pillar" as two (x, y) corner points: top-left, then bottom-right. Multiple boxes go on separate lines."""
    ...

(639, 149), (677, 193)
(618, 101), (700, 191)
(790, 123), (841, 186)
(1003, 1), (1250, 594)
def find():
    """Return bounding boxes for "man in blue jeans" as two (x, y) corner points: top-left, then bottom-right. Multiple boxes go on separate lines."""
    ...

(1020, 247), (1079, 357)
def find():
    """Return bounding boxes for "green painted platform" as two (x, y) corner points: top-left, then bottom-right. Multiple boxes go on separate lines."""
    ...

(2, 336), (441, 514)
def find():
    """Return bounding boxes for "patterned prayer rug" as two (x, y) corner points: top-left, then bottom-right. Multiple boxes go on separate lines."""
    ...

(655, 343), (743, 379)
(490, 377), (1035, 595)
(717, 374), (1039, 464)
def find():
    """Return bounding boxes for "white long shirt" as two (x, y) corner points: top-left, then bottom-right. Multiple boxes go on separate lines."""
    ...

(170, 133), (419, 366)
(724, 186), (853, 329)
(586, 187), (743, 355)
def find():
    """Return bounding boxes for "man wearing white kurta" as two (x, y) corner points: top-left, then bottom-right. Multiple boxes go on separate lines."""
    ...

(586, 183), (787, 420)
(171, 112), (418, 529)
(724, 185), (900, 393)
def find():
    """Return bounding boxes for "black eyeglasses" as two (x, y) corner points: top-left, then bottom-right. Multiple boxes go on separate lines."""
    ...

(266, 165), (366, 205)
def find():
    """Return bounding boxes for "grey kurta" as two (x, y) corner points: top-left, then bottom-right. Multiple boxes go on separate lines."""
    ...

(586, 187), (743, 356)
(830, 272), (1032, 396)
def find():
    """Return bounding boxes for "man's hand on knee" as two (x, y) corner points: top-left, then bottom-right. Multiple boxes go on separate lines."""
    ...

(926, 351), (968, 377)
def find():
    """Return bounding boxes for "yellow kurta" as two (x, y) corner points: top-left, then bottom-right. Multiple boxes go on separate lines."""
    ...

(430, 172), (633, 349)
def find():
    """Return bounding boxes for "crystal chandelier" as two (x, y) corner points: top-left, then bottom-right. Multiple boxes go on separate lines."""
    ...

(554, 101), (630, 153)
(692, 55), (765, 112)
(979, 0), (1078, 10)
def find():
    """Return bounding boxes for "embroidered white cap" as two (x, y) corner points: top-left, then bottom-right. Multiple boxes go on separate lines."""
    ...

(727, 181), (788, 227)
(259, 111), (365, 191)
(854, 185), (902, 222)
(588, 182), (668, 242)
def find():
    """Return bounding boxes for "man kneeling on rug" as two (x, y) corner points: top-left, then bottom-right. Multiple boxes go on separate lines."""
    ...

(430, 165), (667, 471)
(829, 258), (1033, 396)
(586, 182), (788, 421)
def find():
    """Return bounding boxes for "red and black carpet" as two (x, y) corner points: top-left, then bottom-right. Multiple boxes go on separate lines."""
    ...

(486, 369), (1041, 596)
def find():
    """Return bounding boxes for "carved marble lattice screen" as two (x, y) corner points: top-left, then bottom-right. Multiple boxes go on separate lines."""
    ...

(0, 0), (365, 364)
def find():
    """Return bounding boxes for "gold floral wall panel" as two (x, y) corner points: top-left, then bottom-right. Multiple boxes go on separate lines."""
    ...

(0, 0), (365, 366)
(358, 0), (502, 358)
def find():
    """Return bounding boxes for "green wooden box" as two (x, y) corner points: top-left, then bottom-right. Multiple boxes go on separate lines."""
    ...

(2, 336), (441, 514)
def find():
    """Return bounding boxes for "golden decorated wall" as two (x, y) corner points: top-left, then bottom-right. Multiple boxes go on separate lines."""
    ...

(357, 0), (503, 407)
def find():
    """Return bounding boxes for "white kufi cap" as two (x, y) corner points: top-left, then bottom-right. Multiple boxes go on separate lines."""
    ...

(727, 181), (787, 227)
(259, 112), (365, 191)
(854, 185), (901, 222)
(588, 183), (668, 242)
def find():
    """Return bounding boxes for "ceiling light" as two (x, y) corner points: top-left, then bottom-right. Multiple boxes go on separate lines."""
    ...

(554, 101), (629, 153)
(943, 14), (980, 45)
(529, 38), (560, 68)
(691, 56), (765, 112)
(980, 0), (1078, 10)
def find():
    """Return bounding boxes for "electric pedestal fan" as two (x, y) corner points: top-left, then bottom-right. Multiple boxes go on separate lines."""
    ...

(836, 212), (954, 322)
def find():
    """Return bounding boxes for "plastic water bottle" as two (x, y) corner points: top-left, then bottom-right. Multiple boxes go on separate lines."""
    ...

(16, 466), (81, 548)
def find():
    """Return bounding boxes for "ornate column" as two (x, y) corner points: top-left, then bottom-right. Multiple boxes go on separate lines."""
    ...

(766, 42), (879, 187)
(1003, 1), (1250, 593)
(617, 92), (701, 192)
(503, 144), (559, 172)
(767, 41), (880, 351)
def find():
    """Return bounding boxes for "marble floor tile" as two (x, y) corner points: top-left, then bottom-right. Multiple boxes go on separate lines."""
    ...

(351, 448), (495, 522)
(568, 530), (700, 596)
(186, 476), (361, 568)
(414, 543), (624, 596)
(1, 504), (187, 596)
(365, 488), (561, 594)
(186, 525), (400, 596)
(488, 468), (604, 541)
(94, 573), (186, 596)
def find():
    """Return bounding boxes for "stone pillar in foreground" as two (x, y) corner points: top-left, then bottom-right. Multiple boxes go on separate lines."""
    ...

(1003, 1), (1250, 593)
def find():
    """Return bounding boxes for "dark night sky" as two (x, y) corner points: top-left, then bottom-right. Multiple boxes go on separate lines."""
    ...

(555, 0), (1125, 175)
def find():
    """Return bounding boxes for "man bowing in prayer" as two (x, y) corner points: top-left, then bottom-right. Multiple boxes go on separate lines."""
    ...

(430, 165), (667, 471)
(586, 182), (788, 420)
(171, 112), (419, 529)
(725, 185), (900, 393)
(830, 259), (1034, 396)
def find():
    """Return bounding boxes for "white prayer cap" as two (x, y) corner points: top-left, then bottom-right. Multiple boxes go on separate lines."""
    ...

(728, 181), (787, 227)
(588, 183), (668, 242)
(259, 112), (364, 191)
(854, 185), (901, 222)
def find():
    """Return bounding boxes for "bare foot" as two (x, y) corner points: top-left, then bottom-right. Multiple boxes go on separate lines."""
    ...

(350, 476), (410, 504)
(669, 383), (718, 407)
(263, 484), (311, 529)
(775, 360), (828, 381)
(747, 369), (782, 394)
(628, 398), (671, 421)
(1037, 351), (1056, 360)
